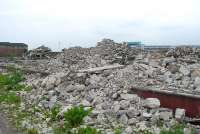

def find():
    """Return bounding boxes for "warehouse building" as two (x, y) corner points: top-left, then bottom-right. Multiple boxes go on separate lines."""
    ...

(0, 42), (28, 57)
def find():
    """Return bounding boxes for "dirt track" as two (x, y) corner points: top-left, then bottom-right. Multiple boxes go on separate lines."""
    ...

(0, 113), (18, 134)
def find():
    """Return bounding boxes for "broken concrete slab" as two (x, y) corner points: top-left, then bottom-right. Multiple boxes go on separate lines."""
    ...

(143, 98), (160, 109)
(175, 108), (186, 121)
(78, 64), (124, 73)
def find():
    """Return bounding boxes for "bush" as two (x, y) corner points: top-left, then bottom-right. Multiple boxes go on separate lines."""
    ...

(64, 105), (92, 128)
(77, 126), (102, 134)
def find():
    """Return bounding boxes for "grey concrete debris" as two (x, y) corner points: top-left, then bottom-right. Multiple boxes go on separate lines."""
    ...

(179, 66), (190, 76)
(143, 98), (160, 109)
(119, 114), (128, 125)
(159, 110), (173, 121)
(120, 94), (139, 101)
(78, 64), (124, 73)
(142, 112), (152, 118)
(6, 39), (199, 134)
(28, 45), (60, 59)
(125, 126), (133, 134)
(175, 108), (186, 121)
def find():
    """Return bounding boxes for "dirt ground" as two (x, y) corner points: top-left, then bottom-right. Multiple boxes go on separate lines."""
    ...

(0, 113), (19, 134)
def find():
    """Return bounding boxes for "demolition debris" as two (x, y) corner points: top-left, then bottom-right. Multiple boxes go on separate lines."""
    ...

(1, 39), (200, 133)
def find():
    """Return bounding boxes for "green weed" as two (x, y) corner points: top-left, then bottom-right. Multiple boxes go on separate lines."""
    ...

(133, 128), (153, 134)
(64, 105), (92, 128)
(160, 123), (185, 134)
(42, 104), (61, 122)
(77, 126), (102, 134)
(53, 126), (71, 134)
(191, 128), (195, 134)
(14, 110), (31, 129)
(114, 127), (122, 134)
(0, 66), (24, 91)
(0, 92), (21, 104)
(50, 104), (61, 122)
(27, 128), (39, 134)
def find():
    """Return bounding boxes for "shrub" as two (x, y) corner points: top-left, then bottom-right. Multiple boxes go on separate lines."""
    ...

(64, 105), (92, 128)
(77, 126), (102, 134)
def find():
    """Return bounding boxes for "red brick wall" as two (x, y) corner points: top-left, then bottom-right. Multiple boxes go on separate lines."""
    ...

(0, 46), (27, 57)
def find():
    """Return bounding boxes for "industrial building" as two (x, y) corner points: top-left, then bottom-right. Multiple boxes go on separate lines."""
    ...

(0, 42), (28, 57)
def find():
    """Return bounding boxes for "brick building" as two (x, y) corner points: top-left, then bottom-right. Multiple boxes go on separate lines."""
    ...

(0, 42), (28, 57)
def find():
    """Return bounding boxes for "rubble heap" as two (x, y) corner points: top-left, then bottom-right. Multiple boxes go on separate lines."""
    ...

(9, 39), (200, 133)
(91, 39), (138, 65)
(60, 39), (139, 71)
(166, 46), (200, 58)
(28, 45), (60, 60)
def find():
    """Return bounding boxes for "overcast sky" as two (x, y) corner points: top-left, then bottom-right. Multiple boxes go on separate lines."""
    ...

(0, 0), (200, 50)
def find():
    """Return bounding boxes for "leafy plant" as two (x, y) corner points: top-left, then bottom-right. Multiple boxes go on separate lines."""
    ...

(54, 126), (70, 134)
(114, 127), (122, 134)
(142, 129), (153, 134)
(160, 123), (185, 134)
(24, 85), (33, 91)
(14, 110), (31, 129)
(50, 104), (61, 122)
(133, 128), (153, 134)
(0, 92), (21, 104)
(27, 128), (39, 134)
(156, 119), (164, 127)
(191, 128), (195, 134)
(77, 126), (102, 134)
(0, 66), (25, 91)
(64, 105), (92, 128)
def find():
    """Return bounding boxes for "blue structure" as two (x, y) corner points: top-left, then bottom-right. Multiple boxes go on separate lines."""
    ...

(126, 42), (143, 48)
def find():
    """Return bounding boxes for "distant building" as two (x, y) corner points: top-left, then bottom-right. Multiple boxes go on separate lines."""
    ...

(125, 41), (176, 50)
(126, 42), (144, 48)
(0, 42), (28, 57)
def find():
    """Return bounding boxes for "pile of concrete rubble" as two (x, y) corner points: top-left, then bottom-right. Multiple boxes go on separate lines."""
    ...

(28, 45), (60, 60)
(16, 39), (200, 133)
(166, 46), (200, 58)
